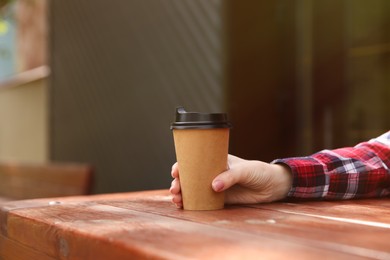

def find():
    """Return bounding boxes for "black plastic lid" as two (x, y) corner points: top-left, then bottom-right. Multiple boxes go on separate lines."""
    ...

(170, 107), (232, 130)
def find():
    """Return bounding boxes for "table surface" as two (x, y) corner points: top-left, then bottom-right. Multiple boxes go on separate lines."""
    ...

(1, 189), (390, 259)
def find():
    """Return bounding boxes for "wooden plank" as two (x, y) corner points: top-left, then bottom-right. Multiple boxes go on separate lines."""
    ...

(0, 162), (93, 199)
(248, 199), (390, 224)
(103, 196), (390, 257)
(0, 66), (49, 90)
(1, 194), (361, 259)
(0, 234), (55, 260)
(5, 207), (358, 259)
(2, 190), (389, 259)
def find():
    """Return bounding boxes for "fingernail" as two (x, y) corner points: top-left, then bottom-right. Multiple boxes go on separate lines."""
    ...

(212, 180), (224, 192)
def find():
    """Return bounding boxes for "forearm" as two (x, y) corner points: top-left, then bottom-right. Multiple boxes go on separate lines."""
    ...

(273, 132), (390, 200)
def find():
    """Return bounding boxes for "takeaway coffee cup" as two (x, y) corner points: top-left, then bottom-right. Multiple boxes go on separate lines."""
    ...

(171, 107), (232, 210)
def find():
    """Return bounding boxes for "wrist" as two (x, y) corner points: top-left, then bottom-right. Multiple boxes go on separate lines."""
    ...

(269, 163), (293, 201)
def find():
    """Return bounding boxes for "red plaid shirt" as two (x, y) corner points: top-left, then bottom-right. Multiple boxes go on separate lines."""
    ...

(273, 131), (390, 200)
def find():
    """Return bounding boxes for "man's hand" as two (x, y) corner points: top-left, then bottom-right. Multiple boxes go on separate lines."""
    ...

(170, 154), (293, 208)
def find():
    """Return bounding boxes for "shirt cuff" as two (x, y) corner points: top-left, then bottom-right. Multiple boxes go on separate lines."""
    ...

(272, 157), (329, 199)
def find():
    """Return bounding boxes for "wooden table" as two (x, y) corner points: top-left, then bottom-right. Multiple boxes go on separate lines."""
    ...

(1, 190), (389, 259)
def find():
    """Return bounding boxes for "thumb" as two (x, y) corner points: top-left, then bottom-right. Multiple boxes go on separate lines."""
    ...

(212, 154), (249, 192)
(212, 167), (244, 192)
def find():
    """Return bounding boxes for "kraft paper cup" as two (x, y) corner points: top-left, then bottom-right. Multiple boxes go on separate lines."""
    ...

(171, 107), (231, 210)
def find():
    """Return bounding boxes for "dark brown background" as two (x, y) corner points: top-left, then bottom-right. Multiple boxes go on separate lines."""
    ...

(49, 0), (390, 193)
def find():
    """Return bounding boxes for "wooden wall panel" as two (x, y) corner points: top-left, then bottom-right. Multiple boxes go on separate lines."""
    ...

(49, 0), (226, 193)
(226, 0), (297, 161)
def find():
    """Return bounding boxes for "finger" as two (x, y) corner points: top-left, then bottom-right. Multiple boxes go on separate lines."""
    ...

(171, 162), (179, 178)
(172, 193), (182, 203)
(169, 178), (181, 194)
(212, 169), (238, 192)
(211, 156), (244, 192)
(171, 193), (182, 206)
(174, 201), (183, 208)
(214, 159), (269, 193)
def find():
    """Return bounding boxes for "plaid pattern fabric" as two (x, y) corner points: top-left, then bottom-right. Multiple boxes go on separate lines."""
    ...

(273, 131), (390, 200)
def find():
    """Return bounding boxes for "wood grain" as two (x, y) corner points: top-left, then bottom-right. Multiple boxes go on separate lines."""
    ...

(1, 190), (389, 259)
(0, 234), (55, 260)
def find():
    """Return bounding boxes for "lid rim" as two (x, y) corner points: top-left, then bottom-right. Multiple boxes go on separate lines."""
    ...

(171, 106), (232, 130)
(170, 124), (232, 130)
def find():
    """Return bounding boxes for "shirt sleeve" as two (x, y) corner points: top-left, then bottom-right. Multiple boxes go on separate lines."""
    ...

(272, 131), (390, 200)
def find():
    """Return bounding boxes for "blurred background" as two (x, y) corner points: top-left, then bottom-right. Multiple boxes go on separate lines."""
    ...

(0, 0), (389, 194)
